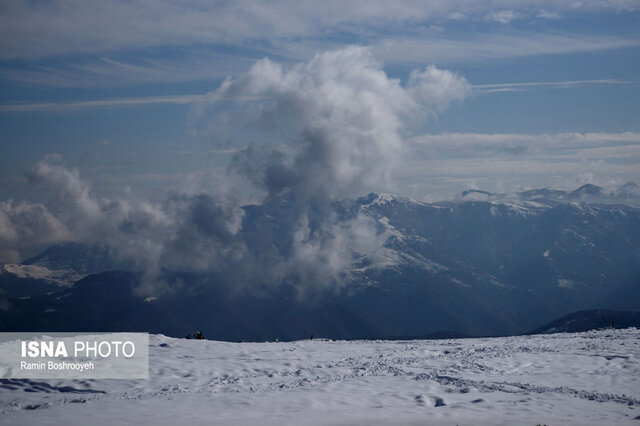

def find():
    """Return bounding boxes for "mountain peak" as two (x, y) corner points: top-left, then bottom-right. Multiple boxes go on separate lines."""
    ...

(359, 192), (399, 206)
(570, 183), (604, 197)
(456, 189), (493, 201)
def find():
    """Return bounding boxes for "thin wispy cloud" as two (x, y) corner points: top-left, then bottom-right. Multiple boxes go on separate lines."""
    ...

(0, 1), (638, 88)
(411, 131), (640, 152)
(1, 78), (635, 113)
(3, 31), (637, 88)
(0, 94), (263, 113)
(1, 0), (637, 60)
(0, 95), (207, 113)
(374, 33), (640, 66)
(473, 79), (638, 94)
(0, 50), (258, 88)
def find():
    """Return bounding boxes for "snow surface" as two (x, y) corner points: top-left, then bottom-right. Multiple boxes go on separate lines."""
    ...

(1, 328), (639, 425)
(2, 264), (83, 286)
(488, 200), (550, 217)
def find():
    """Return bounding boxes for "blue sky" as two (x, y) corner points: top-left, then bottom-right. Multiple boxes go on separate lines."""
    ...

(1, 0), (640, 203)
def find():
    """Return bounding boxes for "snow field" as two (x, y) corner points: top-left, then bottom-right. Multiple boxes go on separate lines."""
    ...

(1, 328), (639, 425)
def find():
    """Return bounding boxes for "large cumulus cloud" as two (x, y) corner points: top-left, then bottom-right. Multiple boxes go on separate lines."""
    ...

(194, 46), (470, 197)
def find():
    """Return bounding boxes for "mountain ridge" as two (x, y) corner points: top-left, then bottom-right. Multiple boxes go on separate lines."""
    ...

(1, 184), (639, 339)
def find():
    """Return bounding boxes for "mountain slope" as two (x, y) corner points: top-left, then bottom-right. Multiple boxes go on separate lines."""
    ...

(528, 309), (640, 334)
(1, 186), (639, 339)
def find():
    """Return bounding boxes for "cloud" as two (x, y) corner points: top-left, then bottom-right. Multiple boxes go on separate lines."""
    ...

(16, 155), (248, 291)
(407, 66), (472, 113)
(23, 155), (172, 271)
(193, 46), (470, 197)
(537, 9), (561, 19)
(284, 212), (391, 295)
(26, 154), (103, 235)
(0, 1), (637, 87)
(7, 32), (636, 88)
(472, 79), (636, 94)
(159, 193), (246, 273)
(1, 1), (636, 61)
(1, 79), (634, 115)
(12, 152), (369, 295)
(484, 10), (518, 24)
(374, 33), (640, 66)
(0, 95), (207, 113)
(410, 131), (640, 154)
(0, 198), (71, 262)
(0, 51), (258, 88)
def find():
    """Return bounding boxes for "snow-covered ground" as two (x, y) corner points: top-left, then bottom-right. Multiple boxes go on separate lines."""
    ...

(1, 328), (639, 425)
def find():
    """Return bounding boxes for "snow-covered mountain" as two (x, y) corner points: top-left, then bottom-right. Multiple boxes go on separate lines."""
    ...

(1, 185), (639, 339)
(455, 182), (640, 206)
(0, 242), (126, 297)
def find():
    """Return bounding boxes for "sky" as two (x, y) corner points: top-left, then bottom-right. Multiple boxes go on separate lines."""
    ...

(1, 0), (639, 201)
(1, 0), (640, 266)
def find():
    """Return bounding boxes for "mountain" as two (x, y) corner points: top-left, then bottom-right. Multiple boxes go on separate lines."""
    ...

(528, 309), (640, 334)
(20, 241), (124, 275)
(0, 242), (126, 297)
(2, 269), (450, 341)
(0, 272), (60, 298)
(453, 182), (640, 206)
(1, 185), (639, 340)
(567, 183), (604, 198)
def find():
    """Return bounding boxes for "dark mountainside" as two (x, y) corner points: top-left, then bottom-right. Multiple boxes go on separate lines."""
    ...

(528, 309), (640, 335)
(1, 185), (639, 341)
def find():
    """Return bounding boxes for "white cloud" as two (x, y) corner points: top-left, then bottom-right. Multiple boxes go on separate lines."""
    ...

(0, 95), (207, 113)
(0, 79), (634, 114)
(16, 154), (248, 290)
(407, 66), (472, 112)
(1, 0), (636, 61)
(411, 131), (640, 151)
(0, 51), (258, 88)
(0, 198), (71, 260)
(0, 1), (636, 87)
(537, 9), (561, 19)
(193, 46), (470, 196)
(26, 154), (102, 233)
(374, 33), (640, 66)
(473, 79), (635, 94)
(484, 10), (518, 24)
